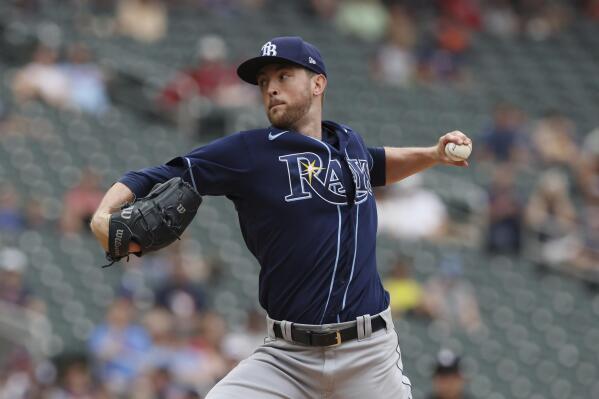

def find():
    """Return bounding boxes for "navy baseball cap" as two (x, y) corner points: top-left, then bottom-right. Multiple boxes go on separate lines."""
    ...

(237, 36), (327, 85)
(433, 349), (461, 376)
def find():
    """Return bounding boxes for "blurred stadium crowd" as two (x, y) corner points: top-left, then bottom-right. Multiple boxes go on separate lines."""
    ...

(0, 0), (599, 398)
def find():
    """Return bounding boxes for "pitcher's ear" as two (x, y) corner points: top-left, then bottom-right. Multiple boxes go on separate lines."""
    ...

(313, 74), (327, 96)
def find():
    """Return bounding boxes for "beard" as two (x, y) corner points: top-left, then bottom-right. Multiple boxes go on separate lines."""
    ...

(267, 89), (312, 130)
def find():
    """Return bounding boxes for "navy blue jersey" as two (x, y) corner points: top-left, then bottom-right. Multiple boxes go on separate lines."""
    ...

(120, 120), (390, 324)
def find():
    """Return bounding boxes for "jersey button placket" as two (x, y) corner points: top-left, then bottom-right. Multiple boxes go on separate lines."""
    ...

(341, 155), (356, 206)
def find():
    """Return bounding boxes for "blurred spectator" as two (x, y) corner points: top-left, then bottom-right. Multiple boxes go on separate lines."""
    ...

(88, 297), (151, 395)
(12, 45), (70, 108)
(575, 205), (599, 271)
(154, 255), (207, 330)
(417, 13), (472, 83)
(531, 110), (579, 169)
(519, 1), (573, 41)
(482, 0), (519, 38)
(119, 251), (175, 303)
(371, 4), (417, 87)
(0, 108), (56, 139)
(188, 311), (230, 386)
(335, 0), (389, 42)
(142, 308), (228, 392)
(0, 98), (7, 125)
(436, 16), (471, 54)
(25, 199), (52, 230)
(160, 35), (248, 108)
(0, 248), (42, 311)
(525, 170), (580, 268)
(485, 167), (523, 254)
(437, 0), (482, 30)
(478, 103), (529, 164)
(308, 0), (338, 20)
(62, 43), (110, 115)
(222, 308), (266, 365)
(116, 0), (167, 43)
(133, 367), (187, 399)
(387, 3), (418, 48)
(585, 0), (599, 20)
(120, 243), (210, 309)
(159, 35), (256, 136)
(583, 127), (599, 157)
(0, 347), (48, 399)
(0, 248), (28, 307)
(578, 128), (599, 206)
(581, 128), (599, 201)
(427, 348), (472, 399)
(0, 185), (26, 234)
(140, 308), (179, 375)
(60, 168), (104, 234)
(131, 368), (201, 399)
(384, 255), (431, 319)
(424, 255), (482, 334)
(10, 42), (109, 116)
(47, 357), (104, 399)
(376, 175), (448, 241)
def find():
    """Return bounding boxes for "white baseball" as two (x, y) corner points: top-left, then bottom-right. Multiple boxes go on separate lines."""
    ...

(444, 142), (472, 161)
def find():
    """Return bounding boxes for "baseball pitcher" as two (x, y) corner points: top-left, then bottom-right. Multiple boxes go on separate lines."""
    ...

(90, 36), (472, 398)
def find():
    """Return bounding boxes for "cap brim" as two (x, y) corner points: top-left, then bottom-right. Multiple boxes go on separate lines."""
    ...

(434, 365), (461, 375)
(237, 56), (302, 85)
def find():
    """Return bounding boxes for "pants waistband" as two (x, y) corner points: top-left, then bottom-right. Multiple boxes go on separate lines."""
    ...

(266, 307), (393, 344)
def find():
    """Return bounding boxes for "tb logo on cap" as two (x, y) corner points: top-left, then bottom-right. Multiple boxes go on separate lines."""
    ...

(261, 41), (277, 56)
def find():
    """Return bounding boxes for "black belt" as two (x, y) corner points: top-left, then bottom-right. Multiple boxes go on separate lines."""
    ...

(272, 315), (386, 347)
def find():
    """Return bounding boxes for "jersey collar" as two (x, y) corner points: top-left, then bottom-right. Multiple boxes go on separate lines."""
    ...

(322, 120), (351, 153)
(267, 121), (352, 152)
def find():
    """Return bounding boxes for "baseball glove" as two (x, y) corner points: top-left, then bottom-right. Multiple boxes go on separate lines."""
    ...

(104, 177), (202, 266)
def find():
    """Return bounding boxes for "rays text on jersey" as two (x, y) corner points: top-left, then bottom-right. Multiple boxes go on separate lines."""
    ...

(279, 151), (373, 205)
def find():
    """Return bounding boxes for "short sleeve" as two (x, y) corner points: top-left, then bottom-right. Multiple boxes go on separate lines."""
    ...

(368, 147), (386, 187)
(169, 132), (252, 196)
(119, 132), (253, 198)
(119, 164), (184, 199)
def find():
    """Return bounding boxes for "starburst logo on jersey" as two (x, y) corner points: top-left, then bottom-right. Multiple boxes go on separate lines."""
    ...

(300, 160), (323, 185)
(279, 152), (372, 205)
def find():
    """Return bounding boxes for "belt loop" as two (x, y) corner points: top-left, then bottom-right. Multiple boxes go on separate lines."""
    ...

(381, 306), (393, 332)
(356, 316), (365, 340)
(363, 314), (372, 338)
(356, 314), (372, 341)
(356, 316), (364, 341)
(280, 320), (293, 341)
(266, 316), (276, 340)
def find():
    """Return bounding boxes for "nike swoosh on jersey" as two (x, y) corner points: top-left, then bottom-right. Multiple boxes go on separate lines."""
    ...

(268, 131), (288, 141)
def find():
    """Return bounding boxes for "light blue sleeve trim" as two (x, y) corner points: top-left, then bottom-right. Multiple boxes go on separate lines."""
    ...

(184, 157), (198, 191)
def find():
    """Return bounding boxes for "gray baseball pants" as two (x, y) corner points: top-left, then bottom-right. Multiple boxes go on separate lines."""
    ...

(206, 307), (412, 399)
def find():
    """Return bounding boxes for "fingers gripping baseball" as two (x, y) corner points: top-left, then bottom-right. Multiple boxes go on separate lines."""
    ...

(437, 131), (472, 167)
